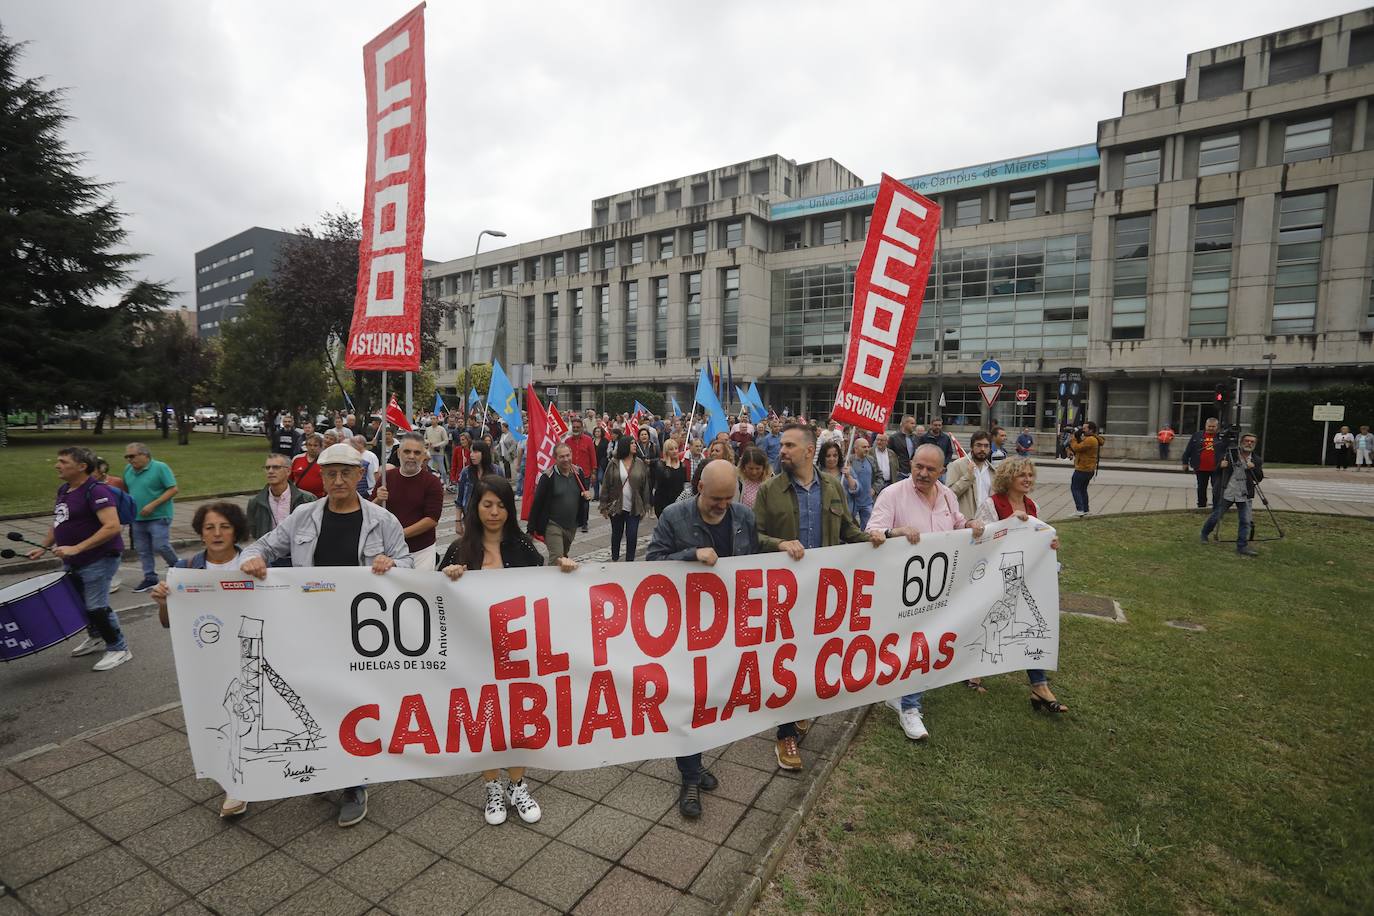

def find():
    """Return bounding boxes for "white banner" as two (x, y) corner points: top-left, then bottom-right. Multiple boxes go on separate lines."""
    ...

(168, 520), (1058, 801)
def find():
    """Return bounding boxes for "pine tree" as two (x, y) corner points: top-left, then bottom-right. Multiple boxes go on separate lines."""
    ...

(0, 27), (170, 444)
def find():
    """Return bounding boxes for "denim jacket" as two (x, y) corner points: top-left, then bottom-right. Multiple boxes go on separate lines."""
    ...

(240, 498), (413, 568)
(646, 498), (758, 561)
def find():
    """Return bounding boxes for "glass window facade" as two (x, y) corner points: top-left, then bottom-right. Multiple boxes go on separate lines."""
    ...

(1189, 203), (1235, 337)
(913, 233), (1092, 358)
(1008, 189), (1037, 220)
(955, 197), (981, 226)
(684, 273), (701, 357)
(1273, 191), (1326, 333)
(597, 286), (610, 362)
(546, 292), (559, 363)
(665, 188), (682, 210)
(1199, 60), (1244, 99)
(631, 239), (644, 264)
(722, 267), (739, 354)
(821, 220), (842, 245)
(691, 227), (706, 254)
(1111, 215), (1151, 340)
(531, 258), (543, 281)
(552, 253), (565, 277)
(1269, 42), (1320, 84)
(659, 232), (674, 259)
(1064, 180), (1094, 212)
(1123, 149), (1161, 188)
(770, 264), (852, 365)
(725, 221), (742, 248)
(1284, 118), (1332, 162)
(624, 281), (638, 361)
(653, 278), (668, 359)
(1198, 133), (1240, 176)
(603, 243), (616, 268)
(576, 250), (588, 273)
(523, 296), (535, 363)
(571, 289), (584, 362)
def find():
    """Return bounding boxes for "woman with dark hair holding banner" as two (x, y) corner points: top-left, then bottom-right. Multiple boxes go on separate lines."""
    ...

(441, 475), (576, 827)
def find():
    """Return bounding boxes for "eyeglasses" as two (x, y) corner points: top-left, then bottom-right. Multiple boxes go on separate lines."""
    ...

(263, 465), (288, 471)
(123, 454), (138, 460)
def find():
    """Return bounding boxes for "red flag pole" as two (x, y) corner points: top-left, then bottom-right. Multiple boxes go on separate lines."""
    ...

(376, 370), (387, 504)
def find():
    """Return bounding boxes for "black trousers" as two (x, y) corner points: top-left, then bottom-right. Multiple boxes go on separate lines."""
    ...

(1194, 470), (1220, 507)
(675, 753), (703, 784)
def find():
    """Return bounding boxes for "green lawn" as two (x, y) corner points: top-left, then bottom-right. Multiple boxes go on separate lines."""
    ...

(758, 513), (1374, 915)
(0, 430), (268, 515)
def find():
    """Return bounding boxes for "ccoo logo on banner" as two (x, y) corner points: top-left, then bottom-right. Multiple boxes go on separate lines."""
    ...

(167, 522), (1058, 802)
(830, 175), (941, 433)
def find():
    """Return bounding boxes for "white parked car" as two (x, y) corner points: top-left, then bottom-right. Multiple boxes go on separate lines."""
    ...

(238, 415), (263, 434)
(193, 407), (220, 425)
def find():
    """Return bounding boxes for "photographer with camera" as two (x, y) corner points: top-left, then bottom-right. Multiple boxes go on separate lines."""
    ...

(1065, 422), (1103, 516)
(1199, 432), (1263, 556)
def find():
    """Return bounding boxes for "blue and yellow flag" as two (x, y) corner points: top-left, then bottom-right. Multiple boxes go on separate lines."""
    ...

(487, 360), (525, 441)
(695, 365), (729, 441)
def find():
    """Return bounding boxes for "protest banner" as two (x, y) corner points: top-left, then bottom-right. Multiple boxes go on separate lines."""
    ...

(345, 4), (427, 371)
(167, 520), (1058, 802)
(830, 174), (941, 432)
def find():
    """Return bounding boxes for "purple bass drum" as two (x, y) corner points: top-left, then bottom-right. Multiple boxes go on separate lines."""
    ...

(0, 571), (88, 661)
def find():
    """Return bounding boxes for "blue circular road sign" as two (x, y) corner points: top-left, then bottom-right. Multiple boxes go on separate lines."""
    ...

(980, 359), (1002, 385)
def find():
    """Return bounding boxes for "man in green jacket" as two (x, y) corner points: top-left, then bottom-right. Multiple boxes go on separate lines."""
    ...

(753, 424), (881, 772)
(246, 453), (316, 546)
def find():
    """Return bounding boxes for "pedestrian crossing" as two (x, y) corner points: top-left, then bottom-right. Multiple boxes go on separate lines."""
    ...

(1269, 480), (1374, 503)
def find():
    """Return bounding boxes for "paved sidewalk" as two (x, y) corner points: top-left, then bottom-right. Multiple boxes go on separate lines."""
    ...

(0, 702), (863, 915)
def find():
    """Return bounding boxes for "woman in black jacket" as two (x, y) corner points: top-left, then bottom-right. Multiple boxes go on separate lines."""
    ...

(650, 437), (688, 515)
(440, 475), (575, 828)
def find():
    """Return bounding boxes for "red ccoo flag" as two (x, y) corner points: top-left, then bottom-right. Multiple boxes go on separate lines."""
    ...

(520, 386), (558, 523)
(385, 396), (413, 432)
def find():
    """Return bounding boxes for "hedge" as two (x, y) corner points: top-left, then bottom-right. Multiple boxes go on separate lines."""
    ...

(1253, 385), (1374, 464)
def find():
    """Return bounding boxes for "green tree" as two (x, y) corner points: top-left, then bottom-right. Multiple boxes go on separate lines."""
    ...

(137, 312), (219, 443)
(0, 29), (172, 445)
(217, 281), (327, 419)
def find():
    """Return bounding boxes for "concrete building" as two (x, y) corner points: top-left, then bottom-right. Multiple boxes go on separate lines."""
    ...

(426, 10), (1374, 454)
(192, 227), (304, 338)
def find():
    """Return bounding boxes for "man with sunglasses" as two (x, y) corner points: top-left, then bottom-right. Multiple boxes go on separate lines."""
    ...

(246, 453), (316, 558)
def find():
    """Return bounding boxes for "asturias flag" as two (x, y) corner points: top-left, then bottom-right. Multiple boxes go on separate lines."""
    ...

(520, 386), (557, 522)
(695, 365), (729, 442)
(487, 360), (524, 441)
(385, 396), (413, 432)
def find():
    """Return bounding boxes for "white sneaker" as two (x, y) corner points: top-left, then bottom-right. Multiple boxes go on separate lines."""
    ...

(506, 780), (542, 824)
(109, 580), (121, 593)
(886, 698), (928, 740)
(92, 649), (132, 672)
(483, 779), (508, 825)
(70, 636), (105, 657)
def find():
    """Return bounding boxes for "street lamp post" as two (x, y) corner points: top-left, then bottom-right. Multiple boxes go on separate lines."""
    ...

(601, 372), (610, 417)
(1260, 352), (1277, 462)
(460, 229), (507, 413)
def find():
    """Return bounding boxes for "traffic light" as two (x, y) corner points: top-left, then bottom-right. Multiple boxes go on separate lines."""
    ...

(1213, 383), (1227, 404)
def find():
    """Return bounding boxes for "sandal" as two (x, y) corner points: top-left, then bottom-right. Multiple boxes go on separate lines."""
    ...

(964, 678), (986, 694)
(1030, 695), (1068, 714)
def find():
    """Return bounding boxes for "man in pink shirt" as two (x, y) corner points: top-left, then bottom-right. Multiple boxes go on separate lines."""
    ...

(867, 444), (985, 741)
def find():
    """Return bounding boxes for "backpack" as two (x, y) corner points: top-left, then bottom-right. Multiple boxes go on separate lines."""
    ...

(84, 480), (138, 525)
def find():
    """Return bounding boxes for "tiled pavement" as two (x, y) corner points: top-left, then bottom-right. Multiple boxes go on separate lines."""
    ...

(0, 703), (864, 915)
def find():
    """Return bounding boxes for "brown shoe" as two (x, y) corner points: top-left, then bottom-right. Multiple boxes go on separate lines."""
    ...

(795, 719), (813, 738)
(775, 736), (802, 771)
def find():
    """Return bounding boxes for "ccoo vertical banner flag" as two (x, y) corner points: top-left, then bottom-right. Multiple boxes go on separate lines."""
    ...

(346, 4), (427, 372)
(830, 175), (941, 433)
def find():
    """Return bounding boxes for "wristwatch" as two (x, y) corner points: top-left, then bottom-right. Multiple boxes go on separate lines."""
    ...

(884, 528), (894, 539)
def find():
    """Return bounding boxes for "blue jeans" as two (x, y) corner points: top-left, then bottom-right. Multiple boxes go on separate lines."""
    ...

(610, 513), (640, 562)
(1201, 498), (1253, 551)
(131, 518), (177, 581)
(68, 554), (127, 651)
(594, 466), (604, 499)
(430, 449), (448, 479)
(1070, 470), (1093, 512)
(852, 504), (872, 531)
(900, 692), (923, 712)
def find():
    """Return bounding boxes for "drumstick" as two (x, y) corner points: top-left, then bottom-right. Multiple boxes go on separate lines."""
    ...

(6, 533), (51, 552)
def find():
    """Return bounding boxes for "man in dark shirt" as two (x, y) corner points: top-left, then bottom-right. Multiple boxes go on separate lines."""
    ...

(916, 417), (956, 466)
(372, 432), (444, 571)
(647, 460), (760, 820)
(241, 443), (412, 828)
(892, 415), (920, 480)
(269, 413), (303, 457)
(528, 444), (593, 564)
(27, 446), (132, 671)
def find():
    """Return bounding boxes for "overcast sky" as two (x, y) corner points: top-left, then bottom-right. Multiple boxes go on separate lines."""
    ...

(5, 1), (1363, 309)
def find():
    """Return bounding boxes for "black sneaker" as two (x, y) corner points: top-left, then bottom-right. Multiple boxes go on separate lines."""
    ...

(132, 579), (160, 593)
(338, 786), (368, 827)
(698, 769), (718, 792)
(1237, 547), (1259, 557)
(678, 782), (702, 819)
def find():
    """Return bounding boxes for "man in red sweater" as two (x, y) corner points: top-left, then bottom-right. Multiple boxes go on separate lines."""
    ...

(565, 417), (598, 533)
(373, 432), (444, 570)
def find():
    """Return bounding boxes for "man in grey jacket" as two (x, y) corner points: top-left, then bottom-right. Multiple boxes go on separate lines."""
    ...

(646, 460), (758, 820)
(240, 443), (412, 828)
